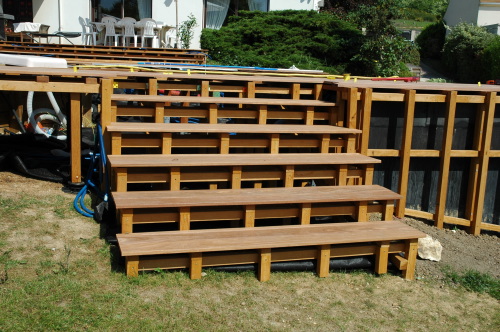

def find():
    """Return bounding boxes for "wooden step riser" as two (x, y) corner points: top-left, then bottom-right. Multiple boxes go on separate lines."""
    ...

(125, 241), (412, 281)
(118, 200), (396, 233)
(111, 132), (356, 155)
(112, 164), (374, 192)
(114, 104), (337, 125)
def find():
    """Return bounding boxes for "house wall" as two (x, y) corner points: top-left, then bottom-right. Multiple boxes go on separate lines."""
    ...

(478, 5), (500, 26)
(444, 0), (480, 26)
(269, 0), (322, 11)
(32, 0), (90, 45)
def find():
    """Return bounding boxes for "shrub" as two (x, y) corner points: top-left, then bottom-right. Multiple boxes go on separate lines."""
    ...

(350, 35), (420, 77)
(442, 22), (495, 83)
(200, 10), (363, 74)
(480, 35), (500, 82)
(416, 21), (446, 59)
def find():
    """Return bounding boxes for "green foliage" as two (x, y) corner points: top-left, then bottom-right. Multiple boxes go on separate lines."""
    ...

(444, 268), (500, 300)
(351, 35), (420, 77)
(416, 21), (446, 59)
(179, 14), (197, 49)
(344, 0), (401, 37)
(201, 10), (363, 74)
(402, 0), (449, 17)
(442, 22), (495, 83)
(480, 35), (500, 81)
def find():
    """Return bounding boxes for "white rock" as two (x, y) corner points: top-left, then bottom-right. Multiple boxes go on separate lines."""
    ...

(418, 235), (443, 262)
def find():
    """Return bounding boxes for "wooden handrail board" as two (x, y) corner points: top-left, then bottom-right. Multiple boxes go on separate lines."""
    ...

(106, 123), (361, 134)
(111, 94), (336, 106)
(112, 185), (400, 209)
(108, 153), (380, 167)
(117, 220), (425, 256)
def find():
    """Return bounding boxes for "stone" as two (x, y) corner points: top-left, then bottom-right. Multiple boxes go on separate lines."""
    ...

(418, 235), (443, 262)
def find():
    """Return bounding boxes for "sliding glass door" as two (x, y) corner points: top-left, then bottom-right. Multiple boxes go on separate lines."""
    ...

(92, 0), (152, 21)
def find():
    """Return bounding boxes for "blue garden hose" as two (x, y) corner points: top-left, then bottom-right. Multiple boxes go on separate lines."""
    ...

(74, 123), (109, 218)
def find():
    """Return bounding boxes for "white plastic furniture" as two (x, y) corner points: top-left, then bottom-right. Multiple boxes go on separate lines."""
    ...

(79, 17), (97, 45)
(122, 21), (138, 47)
(104, 21), (121, 46)
(140, 20), (158, 48)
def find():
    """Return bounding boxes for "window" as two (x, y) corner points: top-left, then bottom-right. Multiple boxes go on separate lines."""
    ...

(204, 0), (269, 29)
(92, 0), (152, 21)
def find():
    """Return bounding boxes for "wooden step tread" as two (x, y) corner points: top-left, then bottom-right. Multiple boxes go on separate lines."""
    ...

(108, 153), (380, 168)
(117, 220), (426, 257)
(112, 185), (400, 209)
(111, 94), (336, 106)
(106, 122), (361, 134)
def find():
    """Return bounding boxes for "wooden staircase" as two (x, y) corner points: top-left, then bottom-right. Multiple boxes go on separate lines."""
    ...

(103, 74), (425, 281)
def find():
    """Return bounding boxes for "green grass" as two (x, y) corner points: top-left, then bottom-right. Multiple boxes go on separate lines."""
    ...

(393, 19), (434, 30)
(443, 267), (500, 300)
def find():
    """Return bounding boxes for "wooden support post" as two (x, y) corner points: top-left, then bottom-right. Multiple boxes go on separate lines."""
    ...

(320, 134), (330, 153)
(232, 166), (242, 189)
(382, 201), (395, 221)
(246, 81), (256, 98)
(219, 133), (230, 154)
(200, 80), (210, 97)
(115, 167), (127, 192)
(375, 241), (390, 275)
(161, 133), (173, 154)
(356, 201), (368, 222)
(335, 88), (345, 127)
(121, 209), (134, 234)
(270, 133), (280, 154)
(111, 132), (122, 155)
(364, 164), (374, 185)
(435, 91), (457, 228)
(402, 239), (418, 280)
(313, 83), (323, 100)
(257, 105), (268, 124)
(305, 106), (314, 125)
(258, 249), (272, 282)
(317, 245), (331, 278)
(291, 83), (301, 99)
(208, 103), (218, 124)
(126, 256), (139, 277)
(346, 134), (356, 153)
(300, 203), (312, 224)
(470, 92), (496, 235)
(245, 205), (256, 227)
(148, 78), (158, 95)
(170, 167), (181, 190)
(396, 89), (416, 218)
(189, 253), (203, 279)
(154, 102), (164, 123)
(284, 165), (295, 187)
(179, 207), (191, 230)
(338, 164), (348, 186)
(347, 88), (358, 129)
(359, 88), (373, 155)
(465, 101), (486, 225)
(70, 93), (82, 184)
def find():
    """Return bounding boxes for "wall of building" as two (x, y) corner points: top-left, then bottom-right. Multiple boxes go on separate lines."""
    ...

(444, 0), (480, 26)
(478, 5), (500, 26)
(33, 0), (90, 45)
(270, 0), (322, 11)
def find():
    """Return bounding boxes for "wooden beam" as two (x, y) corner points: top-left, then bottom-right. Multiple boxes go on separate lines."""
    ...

(396, 89), (416, 218)
(435, 91), (457, 228)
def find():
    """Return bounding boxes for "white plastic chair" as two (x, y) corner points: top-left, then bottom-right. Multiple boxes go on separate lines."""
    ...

(101, 16), (117, 24)
(122, 21), (138, 47)
(104, 21), (121, 46)
(79, 17), (97, 45)
(140, 21), (158, 48)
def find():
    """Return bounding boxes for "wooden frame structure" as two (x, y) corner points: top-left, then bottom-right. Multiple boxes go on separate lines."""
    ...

(329, 80), (500, 235)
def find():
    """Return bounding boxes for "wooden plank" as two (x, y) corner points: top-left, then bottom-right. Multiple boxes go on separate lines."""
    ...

(116, 220), (426, 257)
(396, 90), (416, 218)
(69, 93), (82, 184)
(402, 239), (418, 280)
(375, 241), (390, 275)
(258, 249), (272, 282)
(112, 185), (401, 209)
(359, 88), (373, 155)
(189, 253), (203, 279)
(435, 91), (458, 228)
(470, 92), (497, 235)
(317, 245), (331, 278)
(106, 122), (362, 135)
